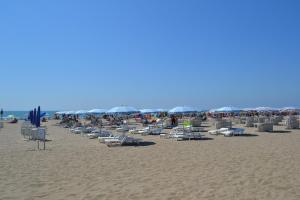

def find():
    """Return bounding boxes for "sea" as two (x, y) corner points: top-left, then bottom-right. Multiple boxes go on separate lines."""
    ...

(0, 111), (57, 120)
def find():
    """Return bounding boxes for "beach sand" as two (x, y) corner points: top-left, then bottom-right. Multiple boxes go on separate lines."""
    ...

(0, 120), (299, 200)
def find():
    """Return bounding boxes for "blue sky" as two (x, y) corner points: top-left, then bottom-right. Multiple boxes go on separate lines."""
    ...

(0, 0), (299, 110)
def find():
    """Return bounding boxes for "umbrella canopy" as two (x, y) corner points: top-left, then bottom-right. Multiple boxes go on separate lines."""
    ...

(279, 107), (299, 112)
(107, 106), (139, 114)
(87, 109), (107, 114)
(242, 108), (256, 112)
(254, 107), (278, 112)
(7, 115), (15, 119)
(65, 111), (76, 115)
(210, 106), (241, 113)
(55, 111), (67, 115)
(75, 110), (89, 115)
(154, 108), (168, 112)
(140, 109), (157, 114)
(168, 106), (197, 114)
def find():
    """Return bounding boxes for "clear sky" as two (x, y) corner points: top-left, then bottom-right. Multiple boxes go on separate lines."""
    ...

(0, 0), (299, 111)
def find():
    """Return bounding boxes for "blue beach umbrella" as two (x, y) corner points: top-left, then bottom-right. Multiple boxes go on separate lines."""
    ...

(36, 106), (41, 127)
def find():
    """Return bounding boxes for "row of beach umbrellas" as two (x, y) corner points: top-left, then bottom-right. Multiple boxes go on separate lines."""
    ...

(209, 106), (300, 113)
(56, 106), (299, 116)
(56, 106), (200, 115)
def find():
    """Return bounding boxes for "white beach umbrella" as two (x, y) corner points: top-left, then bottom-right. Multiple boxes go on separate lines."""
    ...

(140, 109), (157, 114)
(107, 106), (139, 114)
(75, 110), (89, 115)
(254, 107), (278, 112)
(55, 111), (66, 115)
(212, 106), (241, 113)
(65, 111), (76, 115)
(242, 108), (256, 112)
(168, 106), (197, 114)
(87, 109), (107, 114)
(279, 107), (299, 112)
(154, 108), (168, 112)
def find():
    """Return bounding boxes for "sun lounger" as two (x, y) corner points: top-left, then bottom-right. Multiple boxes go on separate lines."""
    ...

(221, 128), (245, 137)
(208, 128), (229, 135)
(116, 124), (130, 132)
(104, 135), (143, 147)
(87, 130), (111, 139)
(209, 128), (245, 136)
(138, 125), (163, 135)
(168, 128), (203, 141)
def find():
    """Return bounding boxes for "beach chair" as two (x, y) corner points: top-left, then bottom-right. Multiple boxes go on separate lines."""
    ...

(87, 130), (111, 139)
(221, 128), (245, 137)
(105, 135), (142, 147)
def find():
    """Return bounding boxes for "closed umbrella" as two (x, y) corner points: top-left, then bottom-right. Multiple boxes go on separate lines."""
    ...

(33, 108), (37, 126)
(36, 106), (41, 127)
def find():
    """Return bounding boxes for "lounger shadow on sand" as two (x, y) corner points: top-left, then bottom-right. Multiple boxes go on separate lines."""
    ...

(269, 130), (292, 133)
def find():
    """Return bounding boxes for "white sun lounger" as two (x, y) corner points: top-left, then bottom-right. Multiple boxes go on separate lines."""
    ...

(104, 135), (143, 147)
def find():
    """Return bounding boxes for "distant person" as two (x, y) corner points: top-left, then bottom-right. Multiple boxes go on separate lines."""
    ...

(0, 109), (3, 120)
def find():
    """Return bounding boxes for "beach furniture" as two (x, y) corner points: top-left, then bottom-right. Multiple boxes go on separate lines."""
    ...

(70, 127), (84, 134)
(209, 128), (230, 135)
(166, 127), (203, 140)
(138, 125), (163, 135)
(245, 117), (254, 127)
(214, 120), (232, 129)
(104, 135), (143, 147)
(285, 116), (299, 129)
(256, 123), (273, 132)
(221, 128), (245, 137)
(209, 127), (245, 136)
(87, 130), (111, 139)
(116, 124), (130, 132)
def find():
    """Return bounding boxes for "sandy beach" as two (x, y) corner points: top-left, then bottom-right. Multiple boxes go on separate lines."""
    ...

(0, 120), (299, 200)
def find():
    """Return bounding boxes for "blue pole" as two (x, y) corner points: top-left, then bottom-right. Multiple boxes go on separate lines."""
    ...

(33, 108), (37, 126)
(37, 106), (41, 127)
(30, 111), (33, 124)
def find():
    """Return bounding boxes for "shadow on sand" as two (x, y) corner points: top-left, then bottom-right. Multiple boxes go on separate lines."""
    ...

(180, 137), (214, 141)
(123, 141), (156, 147)
(239, 133), (259, 137)
(269, 130), (292, 134)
